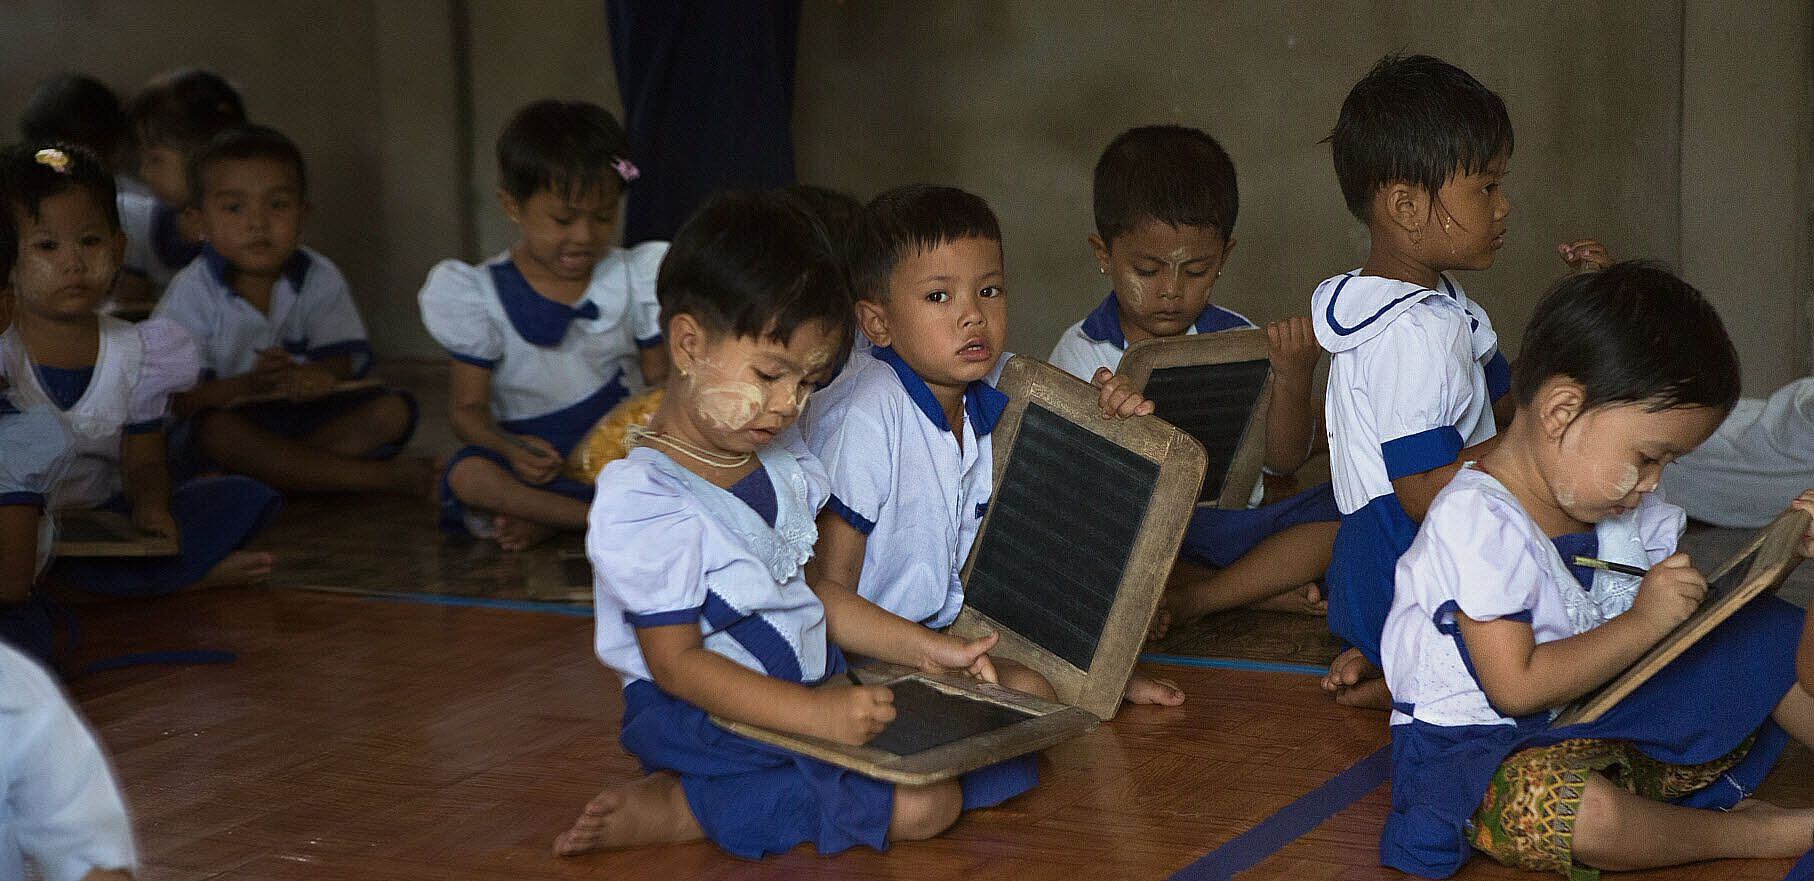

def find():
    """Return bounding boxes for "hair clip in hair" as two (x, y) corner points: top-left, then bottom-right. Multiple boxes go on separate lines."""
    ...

(612, 156), (641, 183)
(33, 148), (71, 174)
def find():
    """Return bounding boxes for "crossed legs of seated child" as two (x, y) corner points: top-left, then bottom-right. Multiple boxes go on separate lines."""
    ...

(441, 359), (591, 550)
(185, 376), (430, 496)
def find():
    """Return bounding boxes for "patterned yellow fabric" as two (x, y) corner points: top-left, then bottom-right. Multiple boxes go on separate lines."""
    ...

(1468, 736), (1753, 881)
(566, 389), (664, 483)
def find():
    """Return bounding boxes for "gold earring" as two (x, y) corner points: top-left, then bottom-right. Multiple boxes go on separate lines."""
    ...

(1098, 266), (1107, 275)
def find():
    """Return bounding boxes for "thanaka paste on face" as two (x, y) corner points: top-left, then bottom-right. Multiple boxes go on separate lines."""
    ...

(686, 355), (765, 432)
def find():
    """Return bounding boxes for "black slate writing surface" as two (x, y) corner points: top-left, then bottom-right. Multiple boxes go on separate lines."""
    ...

(868, 679), (1038, 755)
(1139, 359), (1270, 504)
(962, 402), (1159, 671)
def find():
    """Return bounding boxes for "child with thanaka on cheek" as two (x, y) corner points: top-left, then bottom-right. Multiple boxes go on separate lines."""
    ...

(1312, 54), (1614, 708)
(421, 99), (669, 551)
(1049, 125), (1342, 627)
(556, 190), (1035, 859)
(0, 144), (280, 599)
(1378, 263), (1814, 879)
(797, 185), (1183, 708)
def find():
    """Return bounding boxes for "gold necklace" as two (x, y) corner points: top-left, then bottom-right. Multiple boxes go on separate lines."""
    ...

(628, 425), (752, 469)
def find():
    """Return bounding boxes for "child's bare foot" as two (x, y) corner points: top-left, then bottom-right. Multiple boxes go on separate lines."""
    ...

(493, 514), (557, 551)
(1251, 583), (1328, 616)
(198, 550), (276, 588)
(552, 772), (703, 856)
(1123, 672), (1186, 706)
(1145, 605), (1173, 642)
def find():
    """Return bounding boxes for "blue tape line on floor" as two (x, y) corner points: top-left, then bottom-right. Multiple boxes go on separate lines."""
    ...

(1139, 653), (1328, 677)
(1168, 743), (1392, 881)
(358, 591), (596, 618)
(1786, 848), (1814, 881)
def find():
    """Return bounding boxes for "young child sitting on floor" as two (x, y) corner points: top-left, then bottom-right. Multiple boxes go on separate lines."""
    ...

(421, 99), (668, 550)
(0, 144), (279, 597)
(1380, 262), (1814, 879)
(0, 639), (138, 881)
(120, 69), (247, 291)
(0, 289), (75, 667)
(155, 125), (424, 495)
(1049, 124), (1340, 626)
(555, 189), (1035, 859)
(1313, 54), (1611, 707)
(797, 184), (1182, 706)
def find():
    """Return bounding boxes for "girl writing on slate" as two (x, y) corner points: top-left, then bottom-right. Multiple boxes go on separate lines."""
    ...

(554, 189), (1035, 860)
(1378, 262), (1814, 880)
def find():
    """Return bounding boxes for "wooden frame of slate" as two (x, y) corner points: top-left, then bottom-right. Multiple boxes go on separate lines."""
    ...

(1553, 508), (1810, 727)
(1116, 328), (1273, 509)
(53, 509), (180, 557)
(717, 356), (1206, 783)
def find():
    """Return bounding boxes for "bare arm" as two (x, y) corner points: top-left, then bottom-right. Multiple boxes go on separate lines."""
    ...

(1263, 318), (1319, 474)
(447, 359), (559, 482)
(0, 505), (39, 604)
(806, 512), (999, 679)
(119, 432), (176, 539)
(1390, 435), (1501, 522)
(1456, 552), (1705, 716)
(638, 621), (896, 745)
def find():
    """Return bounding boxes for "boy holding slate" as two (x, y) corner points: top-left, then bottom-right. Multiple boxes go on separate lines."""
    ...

(799, 184), (1184, 706)
(1049, 125), (1342, 625)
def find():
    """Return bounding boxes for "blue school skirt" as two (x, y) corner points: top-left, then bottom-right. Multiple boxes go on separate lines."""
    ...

(437, 378), (627, 535)
(619, 657), (1039, 858)
(52, 475), (282, 597)
(1382, 595), (1802, 879)
(1179, 482), (1340, 569)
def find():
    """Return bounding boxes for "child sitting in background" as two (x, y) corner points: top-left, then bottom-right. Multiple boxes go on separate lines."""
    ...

(1312, 54), (1610, 707)
(0, 289), (75, 667)
(422, 99), (668, 550)
(1660, 375), (1814, 529)
(1050, 124), (1340, 625)
(0, 144), (279, 596)
(556, 189), (1034, 859)
(19, 72), (155, 315)
(798, 184), (1182, 706)
(155, 125), (423, 495)
(120, 69), (247, 290)
(1380, 262), (1814, 879)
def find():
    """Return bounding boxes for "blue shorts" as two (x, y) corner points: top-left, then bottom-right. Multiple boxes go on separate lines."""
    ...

(1179, 482), (1340, 569)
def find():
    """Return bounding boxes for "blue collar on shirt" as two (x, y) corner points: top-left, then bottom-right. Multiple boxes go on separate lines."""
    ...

(490, 259), (600, 347)
(1078, 291), (1248, 349)
(872, 345), (1008, 437)
(202, 244), (313, 294)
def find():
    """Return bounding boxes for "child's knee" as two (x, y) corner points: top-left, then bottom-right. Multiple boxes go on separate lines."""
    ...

(446, 456), (505, 501)
(890, 781), (961, 841)
(362, 391), (415, 441)
(999, 662), (1057, 701)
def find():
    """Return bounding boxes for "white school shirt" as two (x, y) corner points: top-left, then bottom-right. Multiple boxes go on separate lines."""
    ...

(1662, 377), (1814, 528)
(1047, 291), (1255, 381)
(418, 243), (665, 422)
(795, 345), (1009, 629)
(1313, 271), (1508, 516)
(0, 401), (75, 576)
(0, 642), (138, 881)
(154, 245), (373, 379)
(0, 318), (198, 510)
(589, 444), (832, 687)
(117, 190), (195, 287)
(1381, 467), (1682, 727)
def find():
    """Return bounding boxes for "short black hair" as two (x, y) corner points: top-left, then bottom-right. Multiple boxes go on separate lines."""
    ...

(848, 185), (1001, 302)
(19, 74), (127, 166)
(1513, 261), (1740, 415)
(1328, 54), (1513, 222)
(189, 124), (308, 201)
(126, 68), (247, 153)
(496, 99), (633, 203)
(0, 143), (121, 282)
(658, 189), (853, 365)
(1094, 124), (1238, 243)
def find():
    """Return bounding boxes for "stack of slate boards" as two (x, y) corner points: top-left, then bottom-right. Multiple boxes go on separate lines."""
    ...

(1116, 329), (1273, 509)
(1552, 508), (1809, 726)
(716, 357), (1206, 783)
(53, 509), (179, 557)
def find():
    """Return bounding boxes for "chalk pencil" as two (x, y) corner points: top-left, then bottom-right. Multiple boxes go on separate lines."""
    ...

(1572, 556), (1648, 578)
(846, 669), (864, 687)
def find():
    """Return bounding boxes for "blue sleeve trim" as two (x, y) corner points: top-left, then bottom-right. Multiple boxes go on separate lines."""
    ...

(624, 607), (703, 628)
(448, 351), (498, 370)
(635, 333), (665, 350)
(1484, 351), (1512, 402)
(1501, 610), (1533, 623)
(826, 494), (876, 535)
(123, 418), (164, 435)
(0, 492), (45, 508)
(1382, 426), (1463, 481)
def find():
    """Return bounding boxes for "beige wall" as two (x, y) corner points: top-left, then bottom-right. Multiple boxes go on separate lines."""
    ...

(3, 3), (1807, 393)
